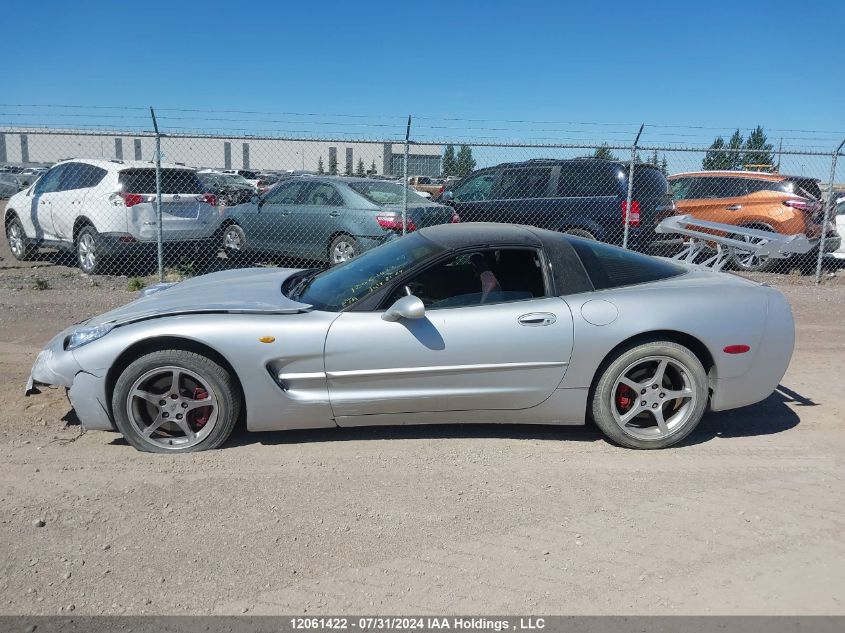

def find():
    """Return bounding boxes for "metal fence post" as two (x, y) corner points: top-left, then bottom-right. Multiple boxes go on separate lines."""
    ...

(623, 123), (644, 250)
(402, 115), (411, 235)
(149, 107), (164, 282)
(814, 138), (845, 284)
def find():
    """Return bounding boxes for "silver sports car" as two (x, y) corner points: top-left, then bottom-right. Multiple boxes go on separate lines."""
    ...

(25, 222), (795, 452)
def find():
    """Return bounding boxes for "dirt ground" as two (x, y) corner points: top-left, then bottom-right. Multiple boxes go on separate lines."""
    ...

(1, 202), (844, 616)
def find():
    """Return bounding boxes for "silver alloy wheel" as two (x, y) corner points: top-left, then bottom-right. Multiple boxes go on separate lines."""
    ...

(331, 239), (356, 263)
(223, 225), (245, 251)
(77, 232), (97, 272)
(732, 233), (768, 270)
(610, 355), (698, 441)
(126, 365), (219, 450)
(7, 221), (25, 258)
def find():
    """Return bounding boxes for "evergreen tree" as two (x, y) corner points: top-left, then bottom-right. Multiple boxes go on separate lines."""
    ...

(741, 125), (774, 170)
(317, 156), (325, 174)
(369, 159), (377, 175)
(344, 160), (353, 176)
(356, 158), (366, 176)
(650, 149), (659, 167)
(455, 145), (476, 177)
(702, 137), (729, 170)
(442, 144), (457, 176)
(328, 154), (338, 175)
(726, 129), (744, 170)
(592, 144), (619, 161)
(660, 156), (669, 176)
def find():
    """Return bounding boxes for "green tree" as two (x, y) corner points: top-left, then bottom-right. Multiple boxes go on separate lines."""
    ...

(454, 145), (476, 177)
(344, 159), (353, 176)
(369, 159), (377, 175)
(650, 149), (659, 167)
(741, 125), (774, 170)
(328, 153), (338, 175)
(317, 156), (325, 174)
(702, 137), (729, 170)
(442, 144), (457, 176)
(592, 143), (619, 161)
(660, 156), (669, 176)
(726, 129), (744, 170)
(356, 158), (366, 176)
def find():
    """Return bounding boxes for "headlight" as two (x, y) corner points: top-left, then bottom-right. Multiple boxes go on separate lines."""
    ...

(66, 324), (114, 350)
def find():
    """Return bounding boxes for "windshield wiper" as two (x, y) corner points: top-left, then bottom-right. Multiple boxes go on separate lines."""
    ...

(288, 268), (324, 301)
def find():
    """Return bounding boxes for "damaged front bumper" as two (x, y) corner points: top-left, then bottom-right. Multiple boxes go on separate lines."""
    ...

(25, 328), (115, 431)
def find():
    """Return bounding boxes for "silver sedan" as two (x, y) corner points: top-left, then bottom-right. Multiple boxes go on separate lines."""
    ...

(26, 223), (795, 452)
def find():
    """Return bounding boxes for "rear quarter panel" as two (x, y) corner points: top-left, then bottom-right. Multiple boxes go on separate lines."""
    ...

(560, 272), (774, 392)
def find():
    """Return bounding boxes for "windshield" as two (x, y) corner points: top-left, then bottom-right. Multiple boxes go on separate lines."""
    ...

(293, 233), (444, 311)
(349, 181), (429, 205)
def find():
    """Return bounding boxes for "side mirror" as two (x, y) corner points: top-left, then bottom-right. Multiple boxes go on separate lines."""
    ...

(381, 294), (425, 322)
(440, 190), (454, 202)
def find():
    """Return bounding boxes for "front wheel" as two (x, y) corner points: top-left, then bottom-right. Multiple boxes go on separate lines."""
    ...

(221, 223), (247, 263)
(591, 341), (708, 449)
(328, 234), (358, 265)
(6, 215), (35, 261)
(111, 350), (241, 453)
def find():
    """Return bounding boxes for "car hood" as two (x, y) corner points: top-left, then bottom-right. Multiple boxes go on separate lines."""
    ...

(86, 268), (311, 327)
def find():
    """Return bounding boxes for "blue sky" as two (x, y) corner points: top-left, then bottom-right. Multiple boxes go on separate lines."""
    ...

(2, 0), (844, 173)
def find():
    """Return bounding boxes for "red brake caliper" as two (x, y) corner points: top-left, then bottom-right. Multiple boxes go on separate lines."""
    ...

(190, 387), (211, 430)
(616, 384), (634, 412)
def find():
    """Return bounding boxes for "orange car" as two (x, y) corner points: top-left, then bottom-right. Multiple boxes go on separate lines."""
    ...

(668, 171), (828, 271)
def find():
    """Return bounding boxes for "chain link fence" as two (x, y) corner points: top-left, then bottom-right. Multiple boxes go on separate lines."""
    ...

(2, 110), (843, 286)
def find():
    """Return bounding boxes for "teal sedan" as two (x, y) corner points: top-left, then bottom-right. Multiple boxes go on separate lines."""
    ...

(220, 176), (457, 265)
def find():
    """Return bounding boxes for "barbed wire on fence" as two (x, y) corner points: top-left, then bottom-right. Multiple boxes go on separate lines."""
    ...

(1, 105), (843, 287)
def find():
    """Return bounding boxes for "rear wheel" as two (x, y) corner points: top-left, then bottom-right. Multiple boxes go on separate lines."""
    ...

(729, 225), (779, 272)
(591, 341), (708, 449)
(329, 234), (358, 265)
(76, 225), (105, 275)
(6, 215), (35, 261)
(112, 350), (240, 453)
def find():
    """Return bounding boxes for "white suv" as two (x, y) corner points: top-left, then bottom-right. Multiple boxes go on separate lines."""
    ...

(4, 159), (221, 274)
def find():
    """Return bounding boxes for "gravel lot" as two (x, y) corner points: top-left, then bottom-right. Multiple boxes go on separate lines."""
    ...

(1, 201), (844, 616)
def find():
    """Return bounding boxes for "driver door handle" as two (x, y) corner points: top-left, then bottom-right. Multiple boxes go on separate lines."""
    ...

(518, 312), (556, 326)
(726, 204), (742, 211)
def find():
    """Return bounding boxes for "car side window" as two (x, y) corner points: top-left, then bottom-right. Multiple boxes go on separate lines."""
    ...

(669, 178), (693, 200)
(302, 182), (344, 206)
(558, 164), (621, 197)
(33, 165), (66, 195)
(264, 181), (307, 204)
(386, 248), (546, 309)
(60, 163), (107, 191)
(688, 177), (747, 199)
(497, 168), (552, 199)
(452, 172), (496, 202)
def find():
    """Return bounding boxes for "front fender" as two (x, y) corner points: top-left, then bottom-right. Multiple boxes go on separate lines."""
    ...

(72, 311), (340, 432)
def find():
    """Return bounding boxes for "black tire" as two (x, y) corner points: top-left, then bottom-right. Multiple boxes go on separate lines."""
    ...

(591, 340), (708, 449)
(328, 234), (358, 265)
(75, 225), (106, 275)
(728, 225), (779, 273)
(111, 350), (241, 453)
(6, 214), (36, 261)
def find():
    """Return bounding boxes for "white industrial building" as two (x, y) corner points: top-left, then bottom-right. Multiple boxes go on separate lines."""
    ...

(0, 128), (444, 177)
